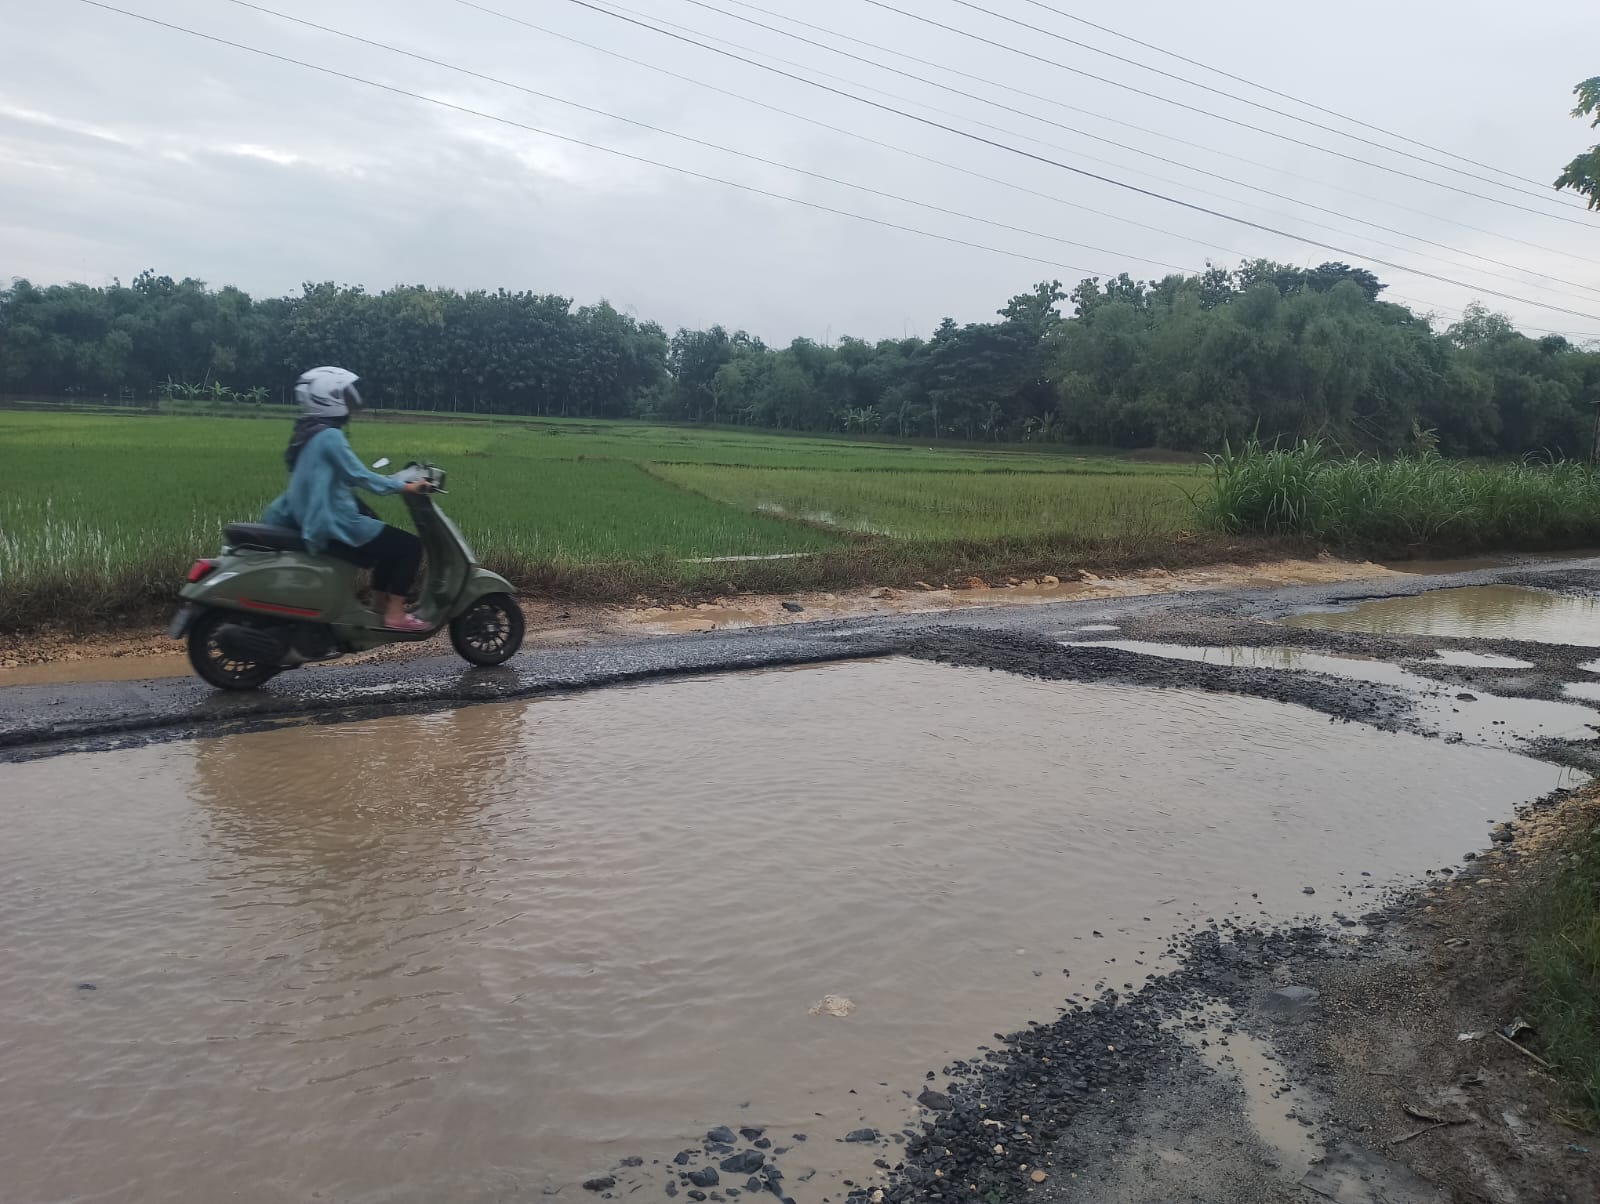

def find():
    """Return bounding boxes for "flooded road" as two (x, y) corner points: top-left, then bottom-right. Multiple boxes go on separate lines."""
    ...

(1283, 584), (1600, 645)
(0, 658), (1567, 1203)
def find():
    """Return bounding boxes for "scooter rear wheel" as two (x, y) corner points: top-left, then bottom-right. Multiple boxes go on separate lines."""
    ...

(187, 609), (281, 690)
(449, 593), (525, 666)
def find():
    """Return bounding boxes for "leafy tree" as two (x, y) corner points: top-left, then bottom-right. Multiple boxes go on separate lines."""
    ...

(3, 264), (1595, 458)
(1555, 76), (1600, 210)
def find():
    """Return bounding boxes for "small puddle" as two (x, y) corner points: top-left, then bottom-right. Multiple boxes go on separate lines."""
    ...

(1283, 585), (1600, 646)
(0, 651), (193, 687)
(1563, 681), (1600, 703)
(1070, 640), (1597, 751)
(1380, 556), (1514, 575)
(1177, 1003), (1322, 1176)
(1428, 649), (1535, 669)
(0, 659), (1569, 1202)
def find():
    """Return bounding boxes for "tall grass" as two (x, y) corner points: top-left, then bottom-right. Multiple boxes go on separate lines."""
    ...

(1201, 439), (1600, 549)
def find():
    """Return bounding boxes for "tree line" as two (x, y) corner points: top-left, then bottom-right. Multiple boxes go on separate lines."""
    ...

(3, 263), (1597, 456)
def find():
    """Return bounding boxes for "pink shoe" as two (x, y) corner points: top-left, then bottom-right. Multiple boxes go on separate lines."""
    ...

(384, 614), (432, 633)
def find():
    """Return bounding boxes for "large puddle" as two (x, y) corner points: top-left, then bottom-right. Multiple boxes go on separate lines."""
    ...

(1283, 585), (1600, 645)
(0, 659), (1568, 1202)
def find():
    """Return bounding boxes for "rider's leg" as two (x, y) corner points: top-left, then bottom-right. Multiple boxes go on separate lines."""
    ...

(326, 527), (424, 627)
(367, 527), (424, 627)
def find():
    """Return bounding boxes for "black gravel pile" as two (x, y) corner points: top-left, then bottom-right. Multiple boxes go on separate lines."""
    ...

(842, 922), (1350, 1204)
(902, 629), (1412, 732)
(587, 1124), (800, 1202)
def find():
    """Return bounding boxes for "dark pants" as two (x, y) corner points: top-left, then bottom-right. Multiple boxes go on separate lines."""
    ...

(327, 525), (423, 596)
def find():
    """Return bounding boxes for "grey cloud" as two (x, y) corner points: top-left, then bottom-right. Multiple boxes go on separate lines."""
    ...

(3, 0), (1598, 341)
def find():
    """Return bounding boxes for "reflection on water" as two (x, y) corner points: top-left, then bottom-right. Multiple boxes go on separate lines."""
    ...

(1283, 585), (1600, 646)
(0, 659), (1567, 1203)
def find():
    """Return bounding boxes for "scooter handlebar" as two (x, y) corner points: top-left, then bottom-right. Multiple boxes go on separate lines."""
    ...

(390, 461), (448, 492)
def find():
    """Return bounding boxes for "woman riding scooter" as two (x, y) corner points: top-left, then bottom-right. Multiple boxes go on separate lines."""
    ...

(262, 366), (432, 632)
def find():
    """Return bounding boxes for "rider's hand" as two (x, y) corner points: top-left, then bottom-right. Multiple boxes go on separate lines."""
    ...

(402, 479), (432, 495)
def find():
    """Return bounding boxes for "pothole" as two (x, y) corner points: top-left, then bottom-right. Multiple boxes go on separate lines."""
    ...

(1281, 585), (1600, 646)
(0, 658), (1568, 1202)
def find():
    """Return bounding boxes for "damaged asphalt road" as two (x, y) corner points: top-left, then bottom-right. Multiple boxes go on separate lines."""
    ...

(6, 554), (1600, 763)
(9, 554), (1600, 1204)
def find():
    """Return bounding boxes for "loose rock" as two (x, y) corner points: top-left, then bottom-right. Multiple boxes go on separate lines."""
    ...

(1264, 984), (1322, 1023)
(808, 995), (855, 1017)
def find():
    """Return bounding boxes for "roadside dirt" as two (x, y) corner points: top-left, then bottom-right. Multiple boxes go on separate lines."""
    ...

(1255, 791), (1600, 1204)
(0, 555), (1402, 679)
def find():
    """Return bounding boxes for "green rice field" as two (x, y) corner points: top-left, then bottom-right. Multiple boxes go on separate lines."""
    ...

(0, 409), (1200, 627)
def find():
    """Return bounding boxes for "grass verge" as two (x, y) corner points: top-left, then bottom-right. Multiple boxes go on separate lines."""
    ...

(1525, 813), (1600, 1124)
(1, 530), (1316, 635)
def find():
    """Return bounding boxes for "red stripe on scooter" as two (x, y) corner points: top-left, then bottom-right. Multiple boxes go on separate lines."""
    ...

(240, 598), (322, 618)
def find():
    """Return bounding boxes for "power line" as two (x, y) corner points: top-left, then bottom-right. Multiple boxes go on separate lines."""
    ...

(68, 0), (1115, 279)
(65, 0), (1600, 333)
(210, 0), (1186, 273)
(485, 0), (1600, 314)
(550, 0), (1600, 321)
(1387, 294), (1598, 341)
(854, 0), (1595, 225)
(454, 0), (1256, 262)
(620, 0), (1600, 298)
(1013, 0), (1566, 194)
(942, 0), (1589, 207)
(682, 0), (1600, 271)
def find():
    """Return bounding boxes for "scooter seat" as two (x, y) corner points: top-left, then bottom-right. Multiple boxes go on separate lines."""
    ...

(224, 523), (306, 553)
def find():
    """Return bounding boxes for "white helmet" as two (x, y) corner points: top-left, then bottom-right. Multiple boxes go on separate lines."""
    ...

(294, 365), (362, 418)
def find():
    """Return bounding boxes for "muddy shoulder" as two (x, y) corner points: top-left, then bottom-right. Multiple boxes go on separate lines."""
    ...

(849, 788), (1599, 1204)
(0, 555), (1396, 673)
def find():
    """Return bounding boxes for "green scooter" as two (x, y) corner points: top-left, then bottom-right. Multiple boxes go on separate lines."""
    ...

(170, 460), (524, 690)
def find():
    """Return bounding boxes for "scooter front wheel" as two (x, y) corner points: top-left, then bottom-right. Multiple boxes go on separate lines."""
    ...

(187, 608), (281, 690)
(449, 593), (525, 667)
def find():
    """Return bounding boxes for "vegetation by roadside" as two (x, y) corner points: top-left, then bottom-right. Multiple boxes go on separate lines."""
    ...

(16, 408), (1600, 636)
(1525, 812), (1600, 1123)
(1203, 438), (1600, 551)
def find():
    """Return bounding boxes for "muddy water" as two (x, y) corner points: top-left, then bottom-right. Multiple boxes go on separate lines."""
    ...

(1283, 585), (1600, 645)
(0, 660), (1565, 1203)
(0, 651), (192, 687)
(1073, 639), (1597, 752)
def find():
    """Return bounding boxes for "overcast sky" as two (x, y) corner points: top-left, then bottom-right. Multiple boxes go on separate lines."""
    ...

(4, 0), (1599, 344)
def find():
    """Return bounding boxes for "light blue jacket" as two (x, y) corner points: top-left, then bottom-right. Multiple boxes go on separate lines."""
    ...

(261, 426), (404, 553)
